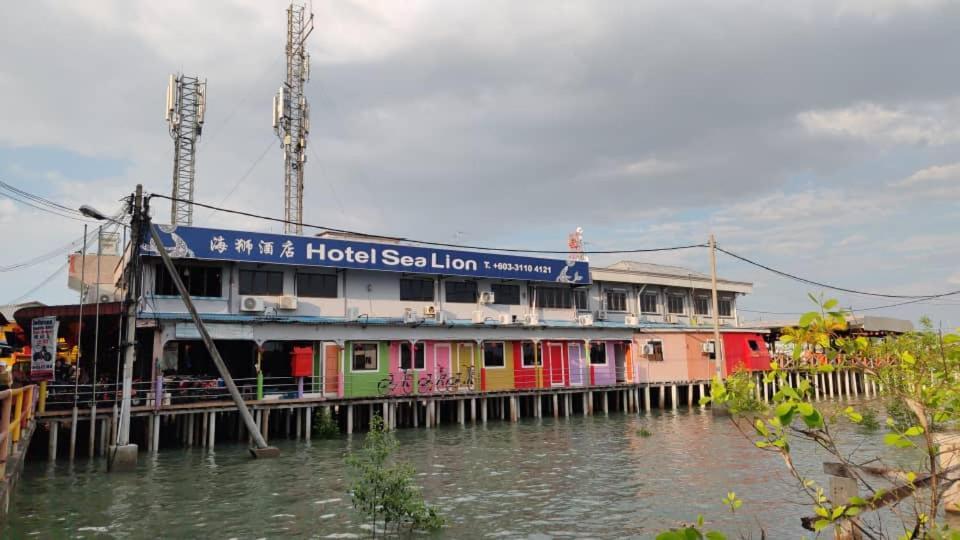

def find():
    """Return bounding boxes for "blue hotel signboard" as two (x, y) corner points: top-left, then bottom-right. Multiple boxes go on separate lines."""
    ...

(144, 225), (590, 284)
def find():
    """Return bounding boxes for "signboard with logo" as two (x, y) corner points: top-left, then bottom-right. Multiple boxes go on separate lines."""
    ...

(30, 316), (58, 381)
(144, 225), (591, 284)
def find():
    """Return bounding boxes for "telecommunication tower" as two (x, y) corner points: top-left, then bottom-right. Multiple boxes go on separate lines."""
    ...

(273, 2), (314, 235)
(165, 74), (207, 225)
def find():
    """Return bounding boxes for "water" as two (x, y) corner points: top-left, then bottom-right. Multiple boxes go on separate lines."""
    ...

(3, 406), (911, 538)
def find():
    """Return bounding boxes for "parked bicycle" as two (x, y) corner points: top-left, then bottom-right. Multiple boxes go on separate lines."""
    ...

(377, 370), (413, 395)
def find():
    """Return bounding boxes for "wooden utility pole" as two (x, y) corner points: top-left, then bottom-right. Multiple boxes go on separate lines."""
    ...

(709, 234), (724, 378)
(148, 223), (278, 458)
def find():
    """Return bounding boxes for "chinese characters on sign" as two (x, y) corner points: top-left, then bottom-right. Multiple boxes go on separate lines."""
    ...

(148, 225), (591, 284)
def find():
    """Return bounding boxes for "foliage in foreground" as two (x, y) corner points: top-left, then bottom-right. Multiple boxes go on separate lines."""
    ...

(686, 295), (960, 539)
(346, 415), (444, 537)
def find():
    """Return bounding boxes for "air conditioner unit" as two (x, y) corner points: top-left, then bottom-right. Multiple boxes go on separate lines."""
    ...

(346, 307), (361, 320)
(423, 305), (437, 318)
(278, 295), (298, 310)
(498, 314), (512, 325)
(85, 285), (118, 304)
(403, 308), (420, 324)
(523, 313), (539, 326)
(643, 343), (656, 356)
(578, 313), (594, 326)
(624, 315), (639, 326)
(472, 310), (485, 324)
(240, 296), (264, 312)
(479, 291), (495, 304)
(702, 341), (716, 354)
(595, 310), (608, 321)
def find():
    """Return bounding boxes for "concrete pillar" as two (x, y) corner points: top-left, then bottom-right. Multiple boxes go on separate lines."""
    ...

(552, 394), (559, 418)
(201, 410), (209, 448)
(207, 412), (216, 450)
(671, 385), (678, 410)
(564, 394), (571, 418)
(582, 393), (589, 416)
(510, 396), (518, 422)
(470, 398), (477, 422)
(262, 409), (270, 443)
(153, 413), (161, 454)
(535, 395), (542, 418)
(644, 386), (651, 412)
(48, 421), (58, 461)
(602, 392), (609, 415)
(147, 414), (155, 454)
(458, 400), (465, 425)
(305, 407), (312, 441)
(844, 370), (851, 398)
(501, 398), (507, 421)
(658, 386), (666, 410)
(413, 402), (419, 428)
(88, 405), (98, 458)
(346, 405), (353, 434)
(481, 398), (488, 424)
(69, 406), (78, 462)
(827, 370), (834, 397)
(100, 418), (109, 457)
(853, 371), (860, 397)
(829, 475), (860, 539)
(700, 383), (706, 409)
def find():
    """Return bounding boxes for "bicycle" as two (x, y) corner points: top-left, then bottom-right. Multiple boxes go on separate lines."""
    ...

(377, 371), (413, 395)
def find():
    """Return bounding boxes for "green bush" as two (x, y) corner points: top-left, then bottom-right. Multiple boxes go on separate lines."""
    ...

(312, 407), (339, 439)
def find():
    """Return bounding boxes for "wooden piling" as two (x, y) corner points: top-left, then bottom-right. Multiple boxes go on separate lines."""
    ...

(152, 413), (161, 454)
(602, 392), (609, 415)
(207, 412), (216, 450)
(305, 407), (312, 440)
(470, 398), (476, 422)
(643, 386), (651, 412)
(671, 385), (678, 410)
(88, 405), (98, 457)
(201, 410), (209, 448)
(346, 405), (353, 434)
(458, 400), (465, 425)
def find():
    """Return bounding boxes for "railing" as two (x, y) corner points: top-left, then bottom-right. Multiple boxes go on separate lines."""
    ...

(0, 385), (37, 477)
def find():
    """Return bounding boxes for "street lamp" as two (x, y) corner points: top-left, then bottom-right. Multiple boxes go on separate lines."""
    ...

(80, 189), (142, 470)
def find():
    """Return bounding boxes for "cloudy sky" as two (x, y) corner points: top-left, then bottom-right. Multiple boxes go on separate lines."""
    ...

(1, 0), (958, 327)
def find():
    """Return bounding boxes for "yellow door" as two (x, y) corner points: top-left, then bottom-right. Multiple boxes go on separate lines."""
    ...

(457, 343), (475, 390)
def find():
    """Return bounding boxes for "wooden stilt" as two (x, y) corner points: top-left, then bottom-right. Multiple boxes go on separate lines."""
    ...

(413, 402), (419, 428)
(671, 385), (678, 410)
(207, 412), (216, 450)
(346, 405), (353, 434)
(201, 410), (209, 448)
(552, 394), (559, 417)
(603, 392), (609, 415)
(470, 398), (476, 422)
(305, 407), (312, 440)
(187, 413), (195, 447)
(100, 418), (109, 457)
(458, 400), (465, 425)
(644, 386), (651, 412)
(262, 409), (270, 442)
(481, 398), (488, 423)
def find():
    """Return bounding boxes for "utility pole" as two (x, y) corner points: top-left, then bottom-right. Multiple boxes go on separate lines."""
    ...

(709, 234), (724, 378)
(273, 2), (313, 235)
(166, 74), (206, 225)
(147, 224), (277, 457)
(110, 185), (143, 471)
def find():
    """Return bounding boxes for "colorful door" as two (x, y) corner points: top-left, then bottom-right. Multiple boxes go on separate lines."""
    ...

(568, 342), (585, 386)
(546, 342), (565, 386)
(434, 343), (451, 392)
(457, 342), (475, 390)
(324, 343), (340, 396)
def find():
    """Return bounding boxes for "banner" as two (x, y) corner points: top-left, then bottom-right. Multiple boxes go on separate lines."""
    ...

(144, 224), (591, 284)
(30, 316), (58, 381)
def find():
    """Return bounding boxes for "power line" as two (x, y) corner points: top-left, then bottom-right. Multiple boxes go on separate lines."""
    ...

(716, 247), (960, 300)
(152, 193), (708, 255)
(205, 138), (278, 218)
(0, 187), (92, 222)
(0, 179), (82, 214)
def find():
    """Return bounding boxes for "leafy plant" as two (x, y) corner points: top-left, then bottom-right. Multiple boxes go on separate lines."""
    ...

(346, 415), (444, 537)
(638, 427), (652, 437)
(655, 515), (726, 540)
(312, 407), (339, 439)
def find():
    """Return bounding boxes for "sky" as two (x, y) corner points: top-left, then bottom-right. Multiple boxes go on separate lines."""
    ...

(0, 0), (958, 328)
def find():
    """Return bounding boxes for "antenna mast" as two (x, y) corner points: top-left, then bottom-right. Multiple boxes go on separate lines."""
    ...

(274, 2), (314, 235)
(166, 73), (206, 225)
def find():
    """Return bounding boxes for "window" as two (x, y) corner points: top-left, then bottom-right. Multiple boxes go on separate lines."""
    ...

(400, 278), (434, 301)
(521, 342), (536, 368)
(483, 342), (505, 368)
(719, 298), (732, 317)
(239, 269), (283, 295)
(296, 273), (337, 298)
(445, 281), (477, 303)
(645, 340), (664, 362)
(351, 342), (379, 371)
(491, 284), (520, 305)
(605, 290), (627, 312)
(641, 292), (659, 314)
(590, 342), (607, 365)
(155, 264), (222, 297)
(534, 287), (586, 309)
(694, 296), (710, 316)
(748, 339), (761, 352)
(399, 342), (425, 370)
(667, 295), (685, 314)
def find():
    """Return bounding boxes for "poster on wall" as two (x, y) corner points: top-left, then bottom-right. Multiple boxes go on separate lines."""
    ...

(30, 316), (58, 381)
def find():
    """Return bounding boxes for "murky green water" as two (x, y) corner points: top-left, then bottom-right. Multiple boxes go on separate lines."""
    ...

(4, 404), (914, 539)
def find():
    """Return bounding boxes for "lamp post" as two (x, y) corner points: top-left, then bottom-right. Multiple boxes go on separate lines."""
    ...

(80, 186), (142, 471)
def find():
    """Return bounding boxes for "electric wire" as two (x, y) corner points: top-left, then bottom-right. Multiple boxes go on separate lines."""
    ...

(154, 193), (708, 254)
(716, 247), (960, 300)
(0, 179), (82, 214)
(205, 138), (278, 217)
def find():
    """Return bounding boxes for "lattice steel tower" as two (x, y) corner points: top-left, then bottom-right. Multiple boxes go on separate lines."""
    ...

(165, 74), (206, 225)
(273, 2), (314, 235)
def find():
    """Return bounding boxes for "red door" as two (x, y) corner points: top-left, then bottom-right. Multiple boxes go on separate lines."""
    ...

(545, 342), (565, 386)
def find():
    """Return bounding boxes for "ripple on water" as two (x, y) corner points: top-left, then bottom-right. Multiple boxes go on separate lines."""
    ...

(3, 406), (898, 538)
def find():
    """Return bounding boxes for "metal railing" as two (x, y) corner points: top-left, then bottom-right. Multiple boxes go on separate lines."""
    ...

(0, 385), (37, 476)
